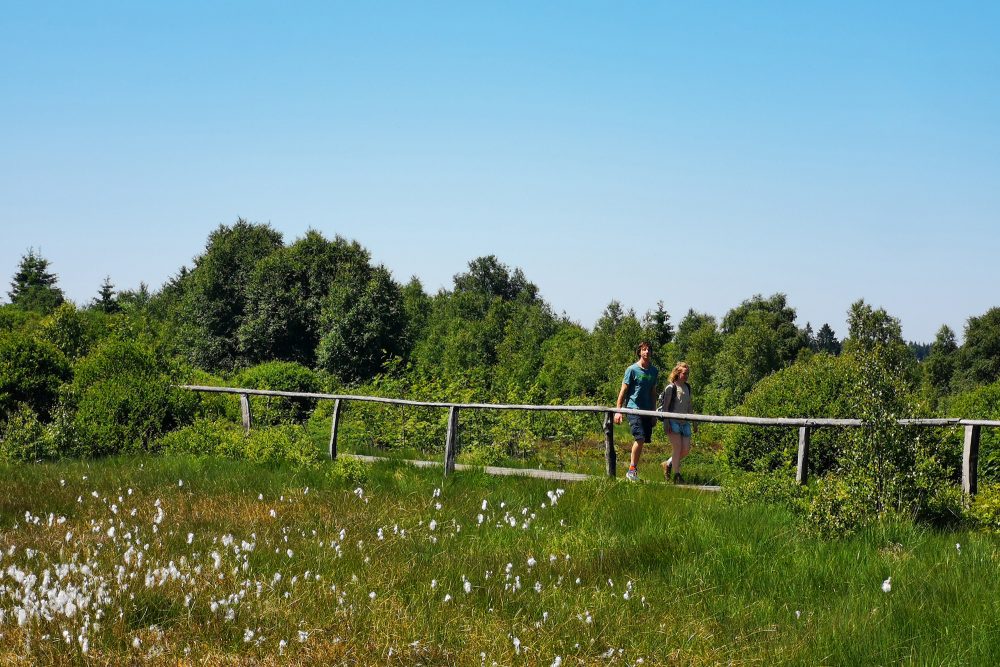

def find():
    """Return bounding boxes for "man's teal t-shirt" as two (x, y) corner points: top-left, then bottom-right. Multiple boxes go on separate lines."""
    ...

(623, 363), (658, 410)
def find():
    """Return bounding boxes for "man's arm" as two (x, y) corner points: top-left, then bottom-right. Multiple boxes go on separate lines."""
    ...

(613, 382), (628, 425)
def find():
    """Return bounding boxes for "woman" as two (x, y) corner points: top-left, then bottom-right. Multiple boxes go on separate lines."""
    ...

(660, 362), (696, 483)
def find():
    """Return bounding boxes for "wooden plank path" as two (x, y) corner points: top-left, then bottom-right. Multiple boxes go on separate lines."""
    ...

(345, 454), (722, 491)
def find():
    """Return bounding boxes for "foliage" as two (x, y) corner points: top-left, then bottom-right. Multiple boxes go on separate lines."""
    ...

(93, 275), (120, 314)
(804, 474), (874, 538)
(326, 455), (370, 485)
(706, 310), (782, 413)
(0, 404), (53, 461)
(170, 219), (284, 370)
(237, 230), (373, 367)
(813, 322), (842, 355)
(921, 324), (958, 407)
(725, 353), (856, 473)
(316, 266), (409, 383)
(37, 302), (107, 361)
(0, 330), (71, 420)
(158, 419), (320, 469)
(235, 361), (320, 425)
(70, 339), (197, 456)
(944, 379), (1000, 481)
(967, 484), (1000, 532)
(954, 307), (1000, 390)
(7, 249), (65, 314)
(721, 469), (807, 512)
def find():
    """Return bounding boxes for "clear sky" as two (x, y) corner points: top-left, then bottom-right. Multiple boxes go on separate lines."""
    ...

(3, 1), (998, 343)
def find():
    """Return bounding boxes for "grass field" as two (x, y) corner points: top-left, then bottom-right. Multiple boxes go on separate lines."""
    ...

(1, 455), (998, 665)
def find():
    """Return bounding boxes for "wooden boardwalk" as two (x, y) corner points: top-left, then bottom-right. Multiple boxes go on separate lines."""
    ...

(346, 454), (722, 491)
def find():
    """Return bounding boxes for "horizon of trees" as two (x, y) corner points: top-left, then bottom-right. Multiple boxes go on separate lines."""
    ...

(4, 219), (1000, 413)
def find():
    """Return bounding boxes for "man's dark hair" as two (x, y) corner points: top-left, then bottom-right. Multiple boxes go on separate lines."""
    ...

(635, 340), (653, 359)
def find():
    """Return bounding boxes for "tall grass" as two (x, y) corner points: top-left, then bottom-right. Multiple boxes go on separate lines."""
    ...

(1, 456), (997, 664)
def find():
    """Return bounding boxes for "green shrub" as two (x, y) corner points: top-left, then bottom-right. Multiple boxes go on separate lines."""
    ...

(0, 404), (54, 461)
(0, 331), (71, 420)
(70, 339), (197, 456)
(805, 475), (873, 538)
(721, 469), (807, 513)
(235, 361), (320, 425)
(326, 456), (370, 486)
(945, 380), (1000, 482)
(159, 419), (321, 469)
(725, 353), (855, 474)
(967, 484), (1000, 532)
(37, 303), (105, 360)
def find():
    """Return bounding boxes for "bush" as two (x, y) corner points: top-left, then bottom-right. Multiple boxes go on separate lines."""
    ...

(235, 361), (320, 425)
(0, 331), (71, 420)
(725, 353), (855, 474)
(326, 456), (370, 485)
(945, 380), (1000, 482)
(968, 484), (1000, 532)
(0, 404), (54, 461)
(805, 475), (873, 538)
(159, 419), (320, 469)
(721, 469), (807, 513)
(70, 339), (197, 456)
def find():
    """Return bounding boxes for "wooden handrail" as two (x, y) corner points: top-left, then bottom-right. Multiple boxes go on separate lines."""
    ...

(178, 384), (994, 493)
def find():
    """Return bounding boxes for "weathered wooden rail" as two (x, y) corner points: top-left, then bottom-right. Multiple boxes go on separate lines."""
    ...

(179, 385), (1000, 495)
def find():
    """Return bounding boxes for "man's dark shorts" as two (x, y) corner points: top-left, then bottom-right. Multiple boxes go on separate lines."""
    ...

(626, 414), (654, 442)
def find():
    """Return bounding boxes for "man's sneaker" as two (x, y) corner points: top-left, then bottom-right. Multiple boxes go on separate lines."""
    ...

(626, 467), (639, 482)
(661, 458), (672, 480)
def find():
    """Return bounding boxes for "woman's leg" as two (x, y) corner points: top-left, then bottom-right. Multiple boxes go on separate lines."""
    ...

(668, 431), (683, 475)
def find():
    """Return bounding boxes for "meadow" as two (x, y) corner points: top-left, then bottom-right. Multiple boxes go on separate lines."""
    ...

(1, 455), (997, 665)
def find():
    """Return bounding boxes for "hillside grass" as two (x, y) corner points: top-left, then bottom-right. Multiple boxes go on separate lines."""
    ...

(1, 456), (997, 665)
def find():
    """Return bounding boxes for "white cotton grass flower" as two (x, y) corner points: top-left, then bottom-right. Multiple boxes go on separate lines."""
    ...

(443, 593), (452, 603)
(551, 657), (563, 667)
(369, 591), (376, 600)
(132, 637), (141, 649)
(527, 556), (536, 568)
(298, 630), (309, 642)
(956, 542), (962, 554)
(512, 636), (521, 654)
(881, 577), (892, 593)
(187, 533), (194, 544)
(429, 520), (437, 531)
(278, 639), (287, 655)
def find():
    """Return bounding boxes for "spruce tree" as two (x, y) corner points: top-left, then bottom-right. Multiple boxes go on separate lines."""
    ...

(94, 276), (120, 314)
(8, 249), (64, 313)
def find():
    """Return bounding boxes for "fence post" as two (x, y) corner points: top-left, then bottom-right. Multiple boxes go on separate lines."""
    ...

(239, 394), (252, 435)
(329, 399), (342, 460)
(963, 424), (981, 496)
(604, 411), (616, 478)
(796, 426), (810, 485)
(444, 407), (459, 476)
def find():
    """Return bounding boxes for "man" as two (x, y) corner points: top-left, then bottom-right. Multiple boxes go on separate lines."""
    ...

(614, 340), (659, 481)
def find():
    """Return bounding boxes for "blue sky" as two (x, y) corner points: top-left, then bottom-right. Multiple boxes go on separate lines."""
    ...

(3, 1), (998, 343)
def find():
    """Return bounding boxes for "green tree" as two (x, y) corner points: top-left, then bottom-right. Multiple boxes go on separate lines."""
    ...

(721, 293), (807, 366)
(814, 323), (841, 355)
(93, 276), (120, 314)
(671, 310), (722, 408)
(316, 266), (408, 383)
(642, 301), (674, 351)
(8, 249), (65, 314)
(954, 307), (1000, 390)
(0, 331), (70, 420)
(237, 230), (372, 366)
(707, 310), (782, 412)
(172, 219), (284, 370)
(843, 299), (915, 379)
(921, 325), (958, 405)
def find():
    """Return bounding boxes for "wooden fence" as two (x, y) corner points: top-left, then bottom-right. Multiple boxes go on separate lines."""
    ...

(179, 385), (1000, 495)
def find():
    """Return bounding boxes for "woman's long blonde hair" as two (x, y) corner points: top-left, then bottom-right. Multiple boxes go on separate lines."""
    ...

(668, 362), (690, 384)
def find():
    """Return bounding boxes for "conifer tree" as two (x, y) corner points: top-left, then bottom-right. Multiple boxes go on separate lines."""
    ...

(8, 249), (64, 313)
